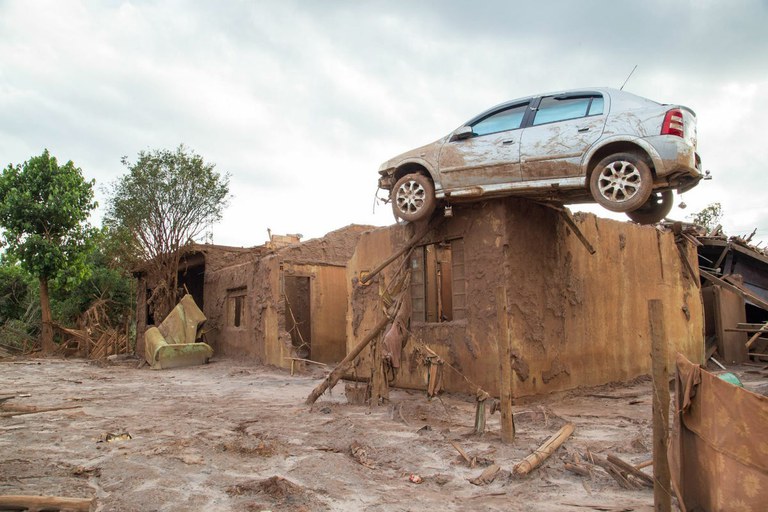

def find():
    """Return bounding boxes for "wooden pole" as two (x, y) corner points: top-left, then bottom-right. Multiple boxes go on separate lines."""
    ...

(495, 287), (515, 443)
(0, 495), (93, 511)
(513, 423), (574, 475)
(305, 315), (390, 405)
(649, 299), (672, 512)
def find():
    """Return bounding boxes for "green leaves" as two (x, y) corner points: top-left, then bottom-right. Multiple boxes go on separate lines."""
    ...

(105, 144), (230, 264)
(0, 149), (97, 280)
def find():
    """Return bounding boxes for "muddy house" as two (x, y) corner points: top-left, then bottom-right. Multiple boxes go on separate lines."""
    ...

(135, 225), (372, 368)
(346, 200), (705, 398)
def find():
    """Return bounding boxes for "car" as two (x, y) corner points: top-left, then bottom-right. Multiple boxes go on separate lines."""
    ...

(377, 87), (703, 224)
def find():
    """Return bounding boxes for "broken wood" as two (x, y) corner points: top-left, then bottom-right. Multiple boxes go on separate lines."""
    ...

(634, 459), (653, 470)
(607, 454), (654, 487)
(745, 320), (768, 349)
(350, 440), (376, 469)
(649, 299), (672, 511)
(449, 440), (473, 467)
(513, 423), (575, 476)
(468, 464), (500, 485)
(0, 495), (93, 512)
(564, 462), (591, 477)
(589, 456), (642, 490)
(305, 315), (390, 405)
(558, 209), (596, 255)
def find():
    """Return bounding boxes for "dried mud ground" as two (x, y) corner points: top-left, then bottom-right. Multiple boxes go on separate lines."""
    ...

(2, 357), (761, 512)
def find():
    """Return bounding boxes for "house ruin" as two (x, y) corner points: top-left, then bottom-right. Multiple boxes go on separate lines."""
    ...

(135, 225), (372, 368)
(345, 199), (704, 397)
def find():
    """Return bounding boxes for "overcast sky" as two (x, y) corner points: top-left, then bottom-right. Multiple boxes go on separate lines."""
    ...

(1, 0), (767, 246)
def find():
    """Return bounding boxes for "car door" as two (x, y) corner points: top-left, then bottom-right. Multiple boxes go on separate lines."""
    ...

(519, 93), (607, 180)
(437, 101), (529, 190)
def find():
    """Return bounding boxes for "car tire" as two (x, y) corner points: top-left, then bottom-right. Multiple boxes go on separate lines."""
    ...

(589, 152), (654, 213)
(391, 173), (436, 222)
(626, 190), (674, 225)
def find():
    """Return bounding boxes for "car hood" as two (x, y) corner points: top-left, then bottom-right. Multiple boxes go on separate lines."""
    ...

(378, 137), (446, 174)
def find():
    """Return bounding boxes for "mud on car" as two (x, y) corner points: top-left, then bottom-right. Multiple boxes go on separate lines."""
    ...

(378, 87), (703, 224)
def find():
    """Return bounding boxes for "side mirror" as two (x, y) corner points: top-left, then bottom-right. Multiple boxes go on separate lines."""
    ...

(452, 126), (474, 141)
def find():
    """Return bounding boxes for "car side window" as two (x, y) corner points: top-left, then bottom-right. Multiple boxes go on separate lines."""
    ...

(471, 103), (528, 136)
(533, 95), (603, 126)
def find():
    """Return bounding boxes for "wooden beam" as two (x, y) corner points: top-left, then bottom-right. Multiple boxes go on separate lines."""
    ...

(495, 287), (515, 443)
(700, 270), (768, 311)
(360, 217), (439, 285)
(649, 299), (671, 512)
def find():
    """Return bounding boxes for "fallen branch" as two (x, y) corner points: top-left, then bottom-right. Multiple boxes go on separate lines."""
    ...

(0, 405), (82, 418)
(305, 316), (390, 405)
(0, 495), (93, 511)
(513, 423), (574, 476)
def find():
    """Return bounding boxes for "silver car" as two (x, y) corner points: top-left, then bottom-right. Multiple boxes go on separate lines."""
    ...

(378, 87), (702, 224)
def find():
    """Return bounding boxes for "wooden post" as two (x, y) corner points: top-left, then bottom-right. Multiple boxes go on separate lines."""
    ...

(649, 299), (671, 512)
(496, 287), (515, 443)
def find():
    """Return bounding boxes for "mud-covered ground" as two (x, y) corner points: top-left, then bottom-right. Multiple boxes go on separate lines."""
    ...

(1, 356), (764, 511)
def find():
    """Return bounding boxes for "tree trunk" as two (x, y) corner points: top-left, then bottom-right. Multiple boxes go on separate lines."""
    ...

(39, 277), (55, 353)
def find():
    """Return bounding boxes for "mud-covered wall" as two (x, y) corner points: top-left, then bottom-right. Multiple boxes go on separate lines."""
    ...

(346, 199), (704, 398)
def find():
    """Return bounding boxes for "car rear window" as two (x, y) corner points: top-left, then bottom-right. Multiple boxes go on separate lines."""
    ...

(533, 95), (603, 126)
(472, 103), (528, 136)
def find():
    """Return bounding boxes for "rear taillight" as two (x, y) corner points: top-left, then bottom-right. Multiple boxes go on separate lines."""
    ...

(661, 108), (684, 138)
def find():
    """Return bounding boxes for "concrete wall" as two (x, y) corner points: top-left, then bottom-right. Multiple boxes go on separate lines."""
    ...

(346, 199), (705, 398)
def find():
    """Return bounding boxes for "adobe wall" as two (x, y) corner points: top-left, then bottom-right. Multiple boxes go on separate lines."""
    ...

(346, 199), (704, 398)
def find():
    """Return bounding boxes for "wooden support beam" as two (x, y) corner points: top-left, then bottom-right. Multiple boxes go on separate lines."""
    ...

(495, 287), (515, 443)
(558, 209), (596, 254)
(648, 299), (671, 512)
(746, 320), (768, 349)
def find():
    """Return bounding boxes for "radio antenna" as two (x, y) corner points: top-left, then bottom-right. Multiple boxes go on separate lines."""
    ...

(619, 65), (638, 91)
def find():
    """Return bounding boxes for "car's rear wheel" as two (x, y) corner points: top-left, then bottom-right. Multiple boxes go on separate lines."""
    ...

(589, 152), (653, 213)
(391, 173), (436, 222)
(626, 190), (673, 224)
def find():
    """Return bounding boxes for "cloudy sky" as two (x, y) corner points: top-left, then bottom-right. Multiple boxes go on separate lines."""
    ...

(1, 0), (767, 246)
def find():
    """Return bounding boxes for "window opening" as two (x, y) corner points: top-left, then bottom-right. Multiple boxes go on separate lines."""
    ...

(227, 288), (247, 328)
(411, 239), (466, 322)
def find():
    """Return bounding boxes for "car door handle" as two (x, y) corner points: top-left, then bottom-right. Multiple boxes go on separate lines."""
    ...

(501, 139), (516, 145)
(577, 127), (590, 133)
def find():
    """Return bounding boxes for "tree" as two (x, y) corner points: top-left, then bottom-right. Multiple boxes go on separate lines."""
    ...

(0, 150), (97, 352)
(689, 202), (723, 233)
(105, 145), (229, 319)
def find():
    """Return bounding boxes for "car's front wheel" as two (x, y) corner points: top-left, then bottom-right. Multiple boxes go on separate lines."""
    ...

(589, 152), (653, 213)
(626, 190), (673, 224)
(391, 173), (436, 222)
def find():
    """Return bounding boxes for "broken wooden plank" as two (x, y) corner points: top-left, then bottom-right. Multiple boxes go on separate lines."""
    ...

(469, 464), (500, 485)
(564, 462), (591, 477)
(0, 495), (93, 512)
(745, 321), (768, 349)
(607, 454), (654, 487)
(513, 423), (574, 476)
(449, 440), (473, 467)
(699, 270), (768, 311)
(305, 315), (390, 405)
